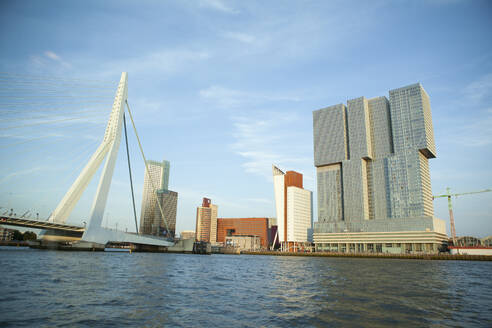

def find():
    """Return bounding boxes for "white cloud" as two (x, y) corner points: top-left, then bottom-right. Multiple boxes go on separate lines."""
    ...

(455, 113), (492, 147)
(126, 97), (205, 126)
(440, 107), (492, 148)
(230, 114), (312, 181)
(0, 166), (43, 185)
(425, 0), (466, 5)
(29, 50), (71, 69)
(100, 49), (210, 77)
(0, 133), (66, 149)
(211, 4), (378, 62)
(222, 31), (256, 44)
(245, 198), (272, 204)
(199, 86), (245, 108)
(199, 85), (300, 109)
(44, 51), (61, 61)
(463, 73), (492, 103)
(82, 134), (101, 142)
(177, 187), (247, 210)
(199, 0), (238, 14)
(443, 74), (492, 147)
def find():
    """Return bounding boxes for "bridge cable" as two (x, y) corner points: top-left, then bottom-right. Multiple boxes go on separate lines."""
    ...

(0, 72), (116, 84)
(0, 135), (55, 149)
(123, 112), (139, 234)
(1, 113), (106, 130)
(125, 100), (171, 238)
(0, 108), (109, 122)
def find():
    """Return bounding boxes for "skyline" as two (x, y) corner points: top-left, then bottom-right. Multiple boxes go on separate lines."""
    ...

(1, 1), (492, 237)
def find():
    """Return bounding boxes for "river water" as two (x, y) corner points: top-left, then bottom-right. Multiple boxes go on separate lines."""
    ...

(1, 247), (491, 327)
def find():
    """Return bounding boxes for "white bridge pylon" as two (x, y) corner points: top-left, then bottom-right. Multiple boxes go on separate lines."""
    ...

(48, 72), (172, 247)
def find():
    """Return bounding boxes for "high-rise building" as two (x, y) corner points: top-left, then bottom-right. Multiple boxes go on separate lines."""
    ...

(272, 165), (313, 251)
(155, 190), (177, 237)
(195, 197), (218, 243)
(313, 83), (446, 253)
(139, 159), (178, 237)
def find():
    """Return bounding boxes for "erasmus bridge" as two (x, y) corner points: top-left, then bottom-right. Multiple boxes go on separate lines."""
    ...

(0, 72), (174, 250)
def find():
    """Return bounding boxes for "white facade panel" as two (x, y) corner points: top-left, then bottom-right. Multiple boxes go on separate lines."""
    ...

(273, 173), (285, 242)
(287, 187), (312, 242)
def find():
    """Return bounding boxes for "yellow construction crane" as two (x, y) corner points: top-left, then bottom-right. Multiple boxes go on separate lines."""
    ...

(433, 187), (492, 245)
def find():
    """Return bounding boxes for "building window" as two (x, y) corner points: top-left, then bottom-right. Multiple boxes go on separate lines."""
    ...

(357, 244), (364, 252)
(340, 244), (346, 253)
(376, 244), (383, 253)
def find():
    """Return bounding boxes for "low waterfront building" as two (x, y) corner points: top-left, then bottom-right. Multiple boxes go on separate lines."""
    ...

(482, 236), (492, 247)
(456, 236), (482, 247)
(0, 227), (14, 241)
(225, 235), (261, 251)
(180, 230), (196, 240)
(315, 230), (446, 254)
(449, 247), (492, 256)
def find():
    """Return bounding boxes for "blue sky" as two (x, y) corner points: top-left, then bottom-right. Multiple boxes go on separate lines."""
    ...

(0, 0), (491, 237)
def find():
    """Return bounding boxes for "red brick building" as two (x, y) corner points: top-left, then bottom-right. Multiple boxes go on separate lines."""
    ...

(216, 217), (270, 248)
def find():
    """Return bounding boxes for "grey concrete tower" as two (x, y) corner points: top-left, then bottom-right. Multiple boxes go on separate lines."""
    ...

(313, 83), (438, 234)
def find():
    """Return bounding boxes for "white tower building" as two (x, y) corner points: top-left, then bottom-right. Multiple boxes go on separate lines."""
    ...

(272, 165), (313, 251)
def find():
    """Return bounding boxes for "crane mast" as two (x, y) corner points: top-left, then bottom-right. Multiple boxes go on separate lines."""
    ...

(433, 187), (492, 245)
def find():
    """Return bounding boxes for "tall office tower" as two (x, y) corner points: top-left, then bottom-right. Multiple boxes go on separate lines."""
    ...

(195, 197), (218, 243)
(272, 165), (313, 251)
(155, 190), (178, 237)
(139, 159), (178, 237)
(313, 83), (446, 254)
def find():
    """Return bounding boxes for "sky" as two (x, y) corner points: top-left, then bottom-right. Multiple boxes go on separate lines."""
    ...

(0, 0), (491, 237)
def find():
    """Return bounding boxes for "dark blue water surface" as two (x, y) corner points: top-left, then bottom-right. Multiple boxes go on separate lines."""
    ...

(1, 247), (491, 327)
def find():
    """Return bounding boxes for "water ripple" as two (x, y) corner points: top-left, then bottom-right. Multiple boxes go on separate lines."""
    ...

(1, 248), (492, 327)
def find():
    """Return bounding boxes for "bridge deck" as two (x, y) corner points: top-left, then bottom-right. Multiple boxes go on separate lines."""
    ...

(1, 216), (174, 247)
(0, 216), (85, 232)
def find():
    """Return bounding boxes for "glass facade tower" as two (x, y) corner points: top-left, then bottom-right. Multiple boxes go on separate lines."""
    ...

(313, 83), (446, 253)
(139, 159), (177, 237)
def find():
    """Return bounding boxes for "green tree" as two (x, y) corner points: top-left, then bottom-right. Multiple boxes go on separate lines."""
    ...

(23, 231), (37, 241)
(12, 230), (23, 241)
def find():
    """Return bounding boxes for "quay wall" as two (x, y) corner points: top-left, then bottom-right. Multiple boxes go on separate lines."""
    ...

(241, 251), (492, 261)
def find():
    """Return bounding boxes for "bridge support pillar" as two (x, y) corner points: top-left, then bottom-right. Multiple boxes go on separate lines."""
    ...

(30, 239), (105, 251)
